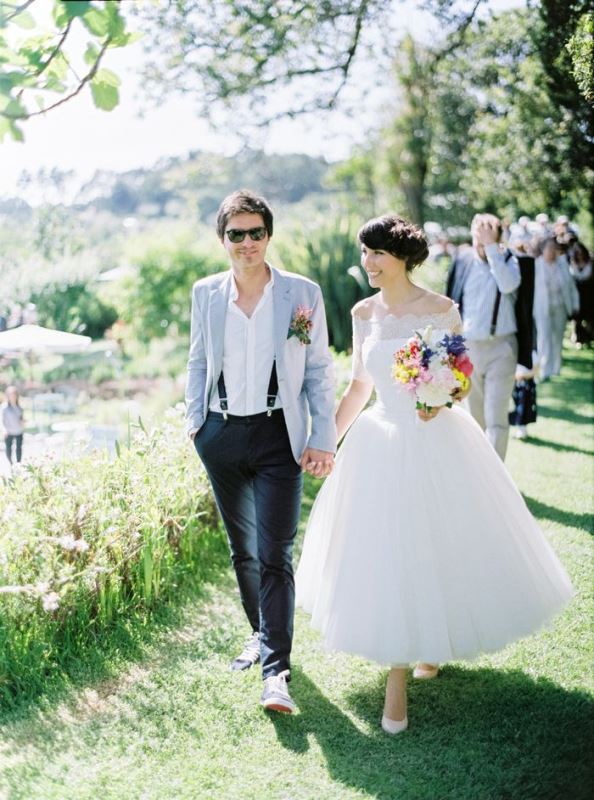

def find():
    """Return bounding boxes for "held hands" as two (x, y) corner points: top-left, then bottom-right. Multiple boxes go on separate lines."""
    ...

(417, 406), (441, 422)
(300, 447), (334, 478)
(451, 378), (472, 403)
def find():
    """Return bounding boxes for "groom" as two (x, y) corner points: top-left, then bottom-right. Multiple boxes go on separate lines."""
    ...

(185, 189), (337, 713)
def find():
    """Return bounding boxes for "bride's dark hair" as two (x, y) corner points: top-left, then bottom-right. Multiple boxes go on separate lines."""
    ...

(358, 215), (429, 272)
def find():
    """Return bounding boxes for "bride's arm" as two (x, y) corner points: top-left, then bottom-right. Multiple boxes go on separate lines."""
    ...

(335, 378), (374, 442)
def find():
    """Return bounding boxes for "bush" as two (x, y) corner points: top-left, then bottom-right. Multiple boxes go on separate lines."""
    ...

(0, 408), (217, 704)
(31, 282), (118, 339)
(122, 242), (227, 343)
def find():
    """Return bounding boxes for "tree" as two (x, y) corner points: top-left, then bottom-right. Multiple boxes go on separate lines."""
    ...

(456, 6), (593, 220)
(134, 0), (488, 126)
(0, 0), (134, 141)
(566, 11), (594, 103)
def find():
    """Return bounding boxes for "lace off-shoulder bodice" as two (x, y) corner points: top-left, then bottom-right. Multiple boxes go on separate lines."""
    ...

(351, 304), (463, 385)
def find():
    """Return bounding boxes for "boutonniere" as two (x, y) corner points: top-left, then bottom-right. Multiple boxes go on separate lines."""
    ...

(287, 305), (313, 345)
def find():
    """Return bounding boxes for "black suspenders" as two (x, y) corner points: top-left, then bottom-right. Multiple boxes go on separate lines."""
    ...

(490, 249), (514, 338)
(217, 360), (279, 420)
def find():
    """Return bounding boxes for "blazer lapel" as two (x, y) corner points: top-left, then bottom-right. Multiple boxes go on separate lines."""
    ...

(208, 273), (231, 382)
(272, 267), (293, 366)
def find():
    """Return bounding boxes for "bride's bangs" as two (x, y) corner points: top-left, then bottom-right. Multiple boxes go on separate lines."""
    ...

(358, 218), (393, 253)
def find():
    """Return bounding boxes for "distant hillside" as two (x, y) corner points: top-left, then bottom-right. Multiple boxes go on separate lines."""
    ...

(0, 149), (333, 223)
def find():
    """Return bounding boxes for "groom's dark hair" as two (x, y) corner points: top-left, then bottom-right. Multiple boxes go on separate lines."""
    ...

(216, 190), (274, 240)
(358, 215), (429, 272)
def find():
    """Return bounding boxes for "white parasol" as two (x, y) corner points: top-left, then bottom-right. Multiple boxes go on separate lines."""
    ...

(0, 324), (91, 355)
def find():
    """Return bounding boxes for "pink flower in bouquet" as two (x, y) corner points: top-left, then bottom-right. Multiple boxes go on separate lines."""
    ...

(392, 325), (473, 412)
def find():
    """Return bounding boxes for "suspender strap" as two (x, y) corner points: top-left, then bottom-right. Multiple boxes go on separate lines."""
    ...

(490, 291), (501, 337)
(217, 371), (229, 419)
(490, 249), (513, 337)
(217, 359), (279, 419)
(266, 360), (279, 415)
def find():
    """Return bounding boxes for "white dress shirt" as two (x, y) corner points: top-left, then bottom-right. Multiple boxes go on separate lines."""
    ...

(209, 270), (283, 415)
(462, 244), (521, 341)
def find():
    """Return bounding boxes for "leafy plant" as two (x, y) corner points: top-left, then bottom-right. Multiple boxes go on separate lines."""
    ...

(0, 406), (217, 703)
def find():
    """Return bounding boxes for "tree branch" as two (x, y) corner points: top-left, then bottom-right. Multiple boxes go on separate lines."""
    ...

(36, 19), (73, 78)
(1, 36), (113, 121)
(0, 0), (35, 24)
(429, 0), (485, 70)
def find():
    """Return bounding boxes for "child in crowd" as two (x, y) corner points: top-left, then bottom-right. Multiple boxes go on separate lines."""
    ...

(509, 364), (537, 440)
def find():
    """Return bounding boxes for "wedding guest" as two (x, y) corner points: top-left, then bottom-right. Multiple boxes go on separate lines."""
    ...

(446, 214), (521, 460)
(568, 242), (594, 347)
(534, 238), (580, 380)
(2, 385), (24, 465)
(534, 213), (552, 240)
(509, 363), (537, 440)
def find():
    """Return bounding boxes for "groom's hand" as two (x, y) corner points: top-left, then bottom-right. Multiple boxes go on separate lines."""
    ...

(300, 448), (334, 478)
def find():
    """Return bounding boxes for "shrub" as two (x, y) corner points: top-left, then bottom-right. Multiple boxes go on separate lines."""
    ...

(121, 242), (226, 343)
(31, 282), (118, 339)
(0, 407), (217, 703)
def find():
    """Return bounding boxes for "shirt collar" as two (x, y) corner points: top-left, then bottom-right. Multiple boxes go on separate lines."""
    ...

(229, 265), (274, 303)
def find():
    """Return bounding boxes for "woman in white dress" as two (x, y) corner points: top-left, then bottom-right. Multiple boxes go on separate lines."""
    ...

(296, 215), (574, 735)
(534, 237), (579, 379)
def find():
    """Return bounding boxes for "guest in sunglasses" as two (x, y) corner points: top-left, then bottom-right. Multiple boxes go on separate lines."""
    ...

(185, 189), (336, 714)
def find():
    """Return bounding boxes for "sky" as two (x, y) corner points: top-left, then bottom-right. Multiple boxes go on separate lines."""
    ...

(0, 0), (525, 202)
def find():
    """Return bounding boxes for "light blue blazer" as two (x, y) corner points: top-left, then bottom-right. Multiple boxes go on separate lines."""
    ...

(185, 265), (337, 463)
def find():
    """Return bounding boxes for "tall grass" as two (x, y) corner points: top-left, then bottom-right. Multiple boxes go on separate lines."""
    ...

(0, 407), (217, 704)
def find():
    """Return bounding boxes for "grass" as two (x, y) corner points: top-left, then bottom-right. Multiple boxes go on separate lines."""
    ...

(0, 346), (592, 800)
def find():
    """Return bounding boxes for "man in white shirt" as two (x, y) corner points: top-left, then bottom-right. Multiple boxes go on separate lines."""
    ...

(186, 190), (336, 713)
(446, 214), (521, 460)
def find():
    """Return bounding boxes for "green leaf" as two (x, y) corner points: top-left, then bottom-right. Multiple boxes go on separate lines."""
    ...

(81, 7), (109, 37)
(90, 71), (120, 110)
(84, 42), (99, 67)
(8, 119), (24, 141)
(11, 10), (35, 29)
(93, 67), (120, 88)
(3, 98), (27, 119)
(62, 1), (92, 19)
(109, 29), (141, 48)
(105, 3), (126, 40)
(0, 116), (10, 141)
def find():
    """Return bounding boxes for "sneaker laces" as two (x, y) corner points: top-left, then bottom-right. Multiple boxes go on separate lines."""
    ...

(265, 669), (291, 692)
(237, 632), (260, 663)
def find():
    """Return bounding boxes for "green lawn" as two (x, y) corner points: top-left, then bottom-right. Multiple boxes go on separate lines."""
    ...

(0, 348), (592, 800)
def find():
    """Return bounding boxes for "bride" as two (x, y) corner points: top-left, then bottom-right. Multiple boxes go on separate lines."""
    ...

(296, 214), (574, 735)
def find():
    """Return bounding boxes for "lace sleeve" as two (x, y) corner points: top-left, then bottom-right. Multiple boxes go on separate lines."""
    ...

(351, 314), (373, 383)
(448, 303), (464, 335)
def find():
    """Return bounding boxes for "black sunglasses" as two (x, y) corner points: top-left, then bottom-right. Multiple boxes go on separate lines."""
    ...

(225, 226), (267, 243)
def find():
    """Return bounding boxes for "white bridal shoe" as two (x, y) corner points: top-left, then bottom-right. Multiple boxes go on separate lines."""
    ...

(413, 664), (439, 680)
(381, 715), (408, 735)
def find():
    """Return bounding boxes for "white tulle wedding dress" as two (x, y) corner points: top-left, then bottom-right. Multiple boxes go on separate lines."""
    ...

(296, 305), (574, 665)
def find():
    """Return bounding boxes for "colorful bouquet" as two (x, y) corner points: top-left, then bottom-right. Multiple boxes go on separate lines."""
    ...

(392, 326), (473, 411)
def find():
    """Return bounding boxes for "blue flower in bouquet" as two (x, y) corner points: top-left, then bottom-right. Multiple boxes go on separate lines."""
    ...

(420, 347), (434, 368)
(439, 334), (467, 356)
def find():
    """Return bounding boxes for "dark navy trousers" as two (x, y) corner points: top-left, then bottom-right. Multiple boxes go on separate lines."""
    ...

(194, 409), (302, 679)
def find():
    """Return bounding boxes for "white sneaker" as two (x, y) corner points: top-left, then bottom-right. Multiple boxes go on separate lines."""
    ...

(230, 631), (261, 671)
(260, 670), (295, 713)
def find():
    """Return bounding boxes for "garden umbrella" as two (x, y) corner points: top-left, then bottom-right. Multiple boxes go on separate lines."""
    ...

(0, 324), (91, 356)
